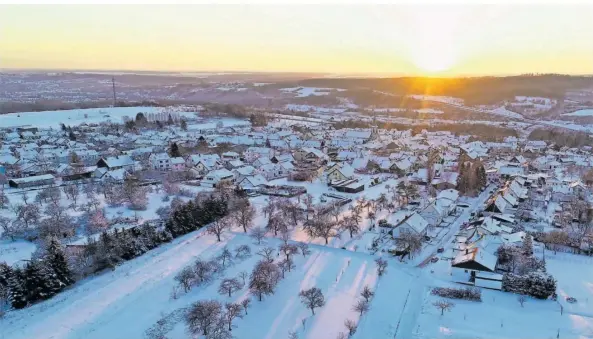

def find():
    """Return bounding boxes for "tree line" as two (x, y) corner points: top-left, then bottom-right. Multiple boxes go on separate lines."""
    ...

(0, 192), (233, 311)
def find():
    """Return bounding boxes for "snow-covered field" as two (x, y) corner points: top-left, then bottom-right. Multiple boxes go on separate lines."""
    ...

(281, 87), (346, 98)
(413, 278), (593, 339)
(563, 109), (593, 117)
(0, 239), (37, 266)
(0, 107), (197, 129)
(1, 230), (415, 339)
(488, 106), (524, 119)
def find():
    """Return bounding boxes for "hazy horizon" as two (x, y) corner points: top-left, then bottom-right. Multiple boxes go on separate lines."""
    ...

(2, 4), (593, 76)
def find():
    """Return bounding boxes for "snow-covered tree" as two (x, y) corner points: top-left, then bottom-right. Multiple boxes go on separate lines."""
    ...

(234, 245), (251, 259)
(279, 243), (299, 261)
(299, 287), (325, 315)
(395, 229), (423, 260)
(353, 299), (369, 315)
(194, 260), (216, 285)
(208, 217), (230, 242)
(185, 300), (223, 336)
(250, 227), (267, 245)
(341, 216), (360, 238)
(360, 285), (374, 302)
(44, 236), (74, 288)
(249, 260), (281, 301)
(218, 278), (243, 297)
(522, 233), (533, 256)
(375, 258), (388, 277)
(257, 247), (275, 262)
(241, 298), (251, 315)
(344, 319), (357, 337)
(433, 299), (454, 315)
(224, 302), (244, 331)
(217, 247), (234, 268)
(297, 243), (311, 257)
(175, 266), (196, 292)
(232, 198), (255, 233)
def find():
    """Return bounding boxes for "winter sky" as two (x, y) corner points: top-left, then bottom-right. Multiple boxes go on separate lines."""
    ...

(1, 3), (593, 75)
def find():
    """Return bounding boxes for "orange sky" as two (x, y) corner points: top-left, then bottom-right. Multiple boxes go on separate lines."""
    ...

(1, 4), (593, 75)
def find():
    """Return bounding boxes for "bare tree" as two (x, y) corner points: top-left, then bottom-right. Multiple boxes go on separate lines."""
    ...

(297, 243), (311, 257)
(208, 217), (230, 242)
(175, 266), (196, 292)
(368, 211), (376, 226)
(330, 204), (342, 222)
(0, 216), (23, 241)
(62, 184), (80, 206)
(344, 319), (357, 337)
(250, 227), (267, 245)
(299, 287), (325, 315)
(219, 278), (243, 297)
(353, 299), (369, 315)
(518, 295), (526, 307)
(433, 300), (454, 316)
(279, 257), (295, 277)
(360, 285), (374, 302)
(395, 229), (423, 260)
(341, 216), (360, 238)
(238, 271), (248, 286)
(241, 298), (251, 315)
(302, 193), (314, 220)
(194, 260), (215, 284)
(0, 187), (9, 209)
(40, 203), (75, 238)
(13, 203), (40, 229)
(311, 213), (340, 245)
(257, 247), (275, 262)
(217, 247), (234, 268)
(349, 205), (362, 226)
(185, 300), (223, 336)
(224, 302), (244, 331)
(234, 245), (251, 259)
(262, 198), (277, 218)
(279, 243), (299, 261)
(266, 213), (287, 236)
(375, 258), (388, 277)
(88, 208), (109, 233)
(232, 198), (256, 233)
(249, 260), (281, 301)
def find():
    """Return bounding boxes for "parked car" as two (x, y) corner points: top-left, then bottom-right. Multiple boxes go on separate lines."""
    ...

(430, 257), (439, 263)
(437, 247), (444, 253)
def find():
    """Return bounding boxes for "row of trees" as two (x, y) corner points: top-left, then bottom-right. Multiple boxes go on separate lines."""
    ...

(1, 190), (233, 311)
(457, 159), (487, 196)
(0, 237), (74, 310)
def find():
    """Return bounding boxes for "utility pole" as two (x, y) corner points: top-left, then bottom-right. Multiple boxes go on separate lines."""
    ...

(111, 77), (117, 107)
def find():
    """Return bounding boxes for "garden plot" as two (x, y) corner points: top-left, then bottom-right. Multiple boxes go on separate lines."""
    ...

(413, 280), (593, 339)
(545, 251), (593, 318)
(1, 230), (413, 339)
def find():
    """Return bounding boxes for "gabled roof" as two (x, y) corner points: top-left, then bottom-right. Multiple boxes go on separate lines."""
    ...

(452, 247), (497, 272)
(397, 212), (429, 234)
(239, 174), (268, 187)
(100, 155), (135, 168)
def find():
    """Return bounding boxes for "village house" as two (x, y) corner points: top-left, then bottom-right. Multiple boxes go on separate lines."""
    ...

(202, 168), (235, 188)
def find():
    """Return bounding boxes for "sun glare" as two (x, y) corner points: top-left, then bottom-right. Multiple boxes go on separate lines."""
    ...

(402, 8), (462, 74)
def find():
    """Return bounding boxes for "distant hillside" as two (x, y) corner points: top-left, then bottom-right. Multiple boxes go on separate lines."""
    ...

(280, 75), (593, 106)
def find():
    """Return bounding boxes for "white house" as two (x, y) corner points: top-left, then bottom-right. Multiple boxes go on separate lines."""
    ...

(202, 168), (235, 188)
(237, 174), (268, 189)
(149, 153), (171, 170)
(326, 163), (355, 182)
(170, 157), (186, 171)
(393, 212), (429, 237)
(244, 147), (273, 163)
